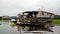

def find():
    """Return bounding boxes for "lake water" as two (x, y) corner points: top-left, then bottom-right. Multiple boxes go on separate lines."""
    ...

(0, 20), (60, 34)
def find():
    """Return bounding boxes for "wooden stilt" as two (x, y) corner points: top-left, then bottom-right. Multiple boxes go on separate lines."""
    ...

(22, 31), (46, 34)
(34, 32), (43, 34)
(20, 27), (21, 34)
(20, 27), (23, 34)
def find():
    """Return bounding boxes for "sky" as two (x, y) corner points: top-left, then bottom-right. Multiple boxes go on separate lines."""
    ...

(0, 0), (60, 16)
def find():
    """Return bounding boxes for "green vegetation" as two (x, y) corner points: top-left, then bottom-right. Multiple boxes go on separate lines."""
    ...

(52, 19), (60, 25)
(10, 22), (16, 27)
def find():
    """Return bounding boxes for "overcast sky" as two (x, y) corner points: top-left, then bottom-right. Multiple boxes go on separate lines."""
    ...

(0, 0), (60, 16)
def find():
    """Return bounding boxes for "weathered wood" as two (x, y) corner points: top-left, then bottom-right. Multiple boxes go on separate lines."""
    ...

(23, 31), (46, 34)
(34, 32), (43, 34)
(16, 11), (55, 34)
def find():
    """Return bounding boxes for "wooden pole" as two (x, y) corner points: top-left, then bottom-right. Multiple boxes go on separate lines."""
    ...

(20, 27), (22, 34)
(20, 27), (21, 34)
(34, 32), (43, 34)
(23, 31), (45, 34)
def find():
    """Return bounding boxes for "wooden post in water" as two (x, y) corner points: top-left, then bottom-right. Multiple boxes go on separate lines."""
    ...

(20, 27), (23, 34)
(34, 32), (43, 34)
(22, 31), (47, 34)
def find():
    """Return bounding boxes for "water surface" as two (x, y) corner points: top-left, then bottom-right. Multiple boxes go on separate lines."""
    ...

(0, 20), (60, 34)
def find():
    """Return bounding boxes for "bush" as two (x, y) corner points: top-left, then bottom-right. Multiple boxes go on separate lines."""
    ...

(52, 19), (60, 25)
(10, 23), (16, 27)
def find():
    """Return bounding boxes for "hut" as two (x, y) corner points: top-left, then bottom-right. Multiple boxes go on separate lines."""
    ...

(16, 11), (55, 32)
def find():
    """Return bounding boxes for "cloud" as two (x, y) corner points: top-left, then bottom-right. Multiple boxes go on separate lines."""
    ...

(0, 0), (59, 16)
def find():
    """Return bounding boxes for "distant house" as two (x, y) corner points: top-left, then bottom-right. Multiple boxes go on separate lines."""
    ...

(54, 15), (60, 19)
(2, 16), (10, 20)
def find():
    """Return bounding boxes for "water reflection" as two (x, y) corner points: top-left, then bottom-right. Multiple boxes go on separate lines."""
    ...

(2, 20), (10, 24)
(0, 20), (20, 34)
(0, 20), (60, 34)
